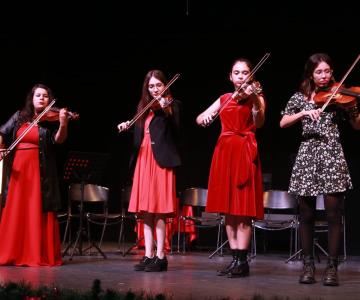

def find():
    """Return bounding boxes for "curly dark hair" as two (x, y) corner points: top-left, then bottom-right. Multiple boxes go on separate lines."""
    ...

(19, 83), (54, 124)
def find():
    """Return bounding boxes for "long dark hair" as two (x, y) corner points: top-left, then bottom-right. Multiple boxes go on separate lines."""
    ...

(136, 70), (172, 127)
(19, 83), (54, 124)
(300, 53), (335, 99)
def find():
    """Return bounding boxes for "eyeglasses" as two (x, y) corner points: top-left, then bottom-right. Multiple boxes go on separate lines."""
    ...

(314, 69), (333, 76)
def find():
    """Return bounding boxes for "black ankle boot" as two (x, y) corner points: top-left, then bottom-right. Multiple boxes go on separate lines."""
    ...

(134, 256), (154, 271)
(145, 256), (168, 272)
(217, 249), (238, 276)
(227, 249), (249, 278)
(299, 255), (316, 284)
(323, 257), (339, 286)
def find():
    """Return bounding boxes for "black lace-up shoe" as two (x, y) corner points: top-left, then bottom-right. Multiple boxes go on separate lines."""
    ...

(144, 256), (168, 272)
(217, 259), (238, 276)
(227, 261), (250, 278)
(217, 250), (238, 276)
(134, 256), (154, 271)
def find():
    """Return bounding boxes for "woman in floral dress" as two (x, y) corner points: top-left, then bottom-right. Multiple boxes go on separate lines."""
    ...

(280, 53), (360, 286)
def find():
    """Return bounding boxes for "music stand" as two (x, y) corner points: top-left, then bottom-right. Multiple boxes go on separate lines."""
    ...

(62, 151), (109, 260)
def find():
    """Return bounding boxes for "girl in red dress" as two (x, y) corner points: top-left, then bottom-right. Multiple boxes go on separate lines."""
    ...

(196, 58), (265, 277)
(0, 83), (70, 266)
(117, 70), (181, 272)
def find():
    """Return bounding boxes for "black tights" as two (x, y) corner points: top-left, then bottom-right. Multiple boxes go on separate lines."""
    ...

(299, 193), (343, 258)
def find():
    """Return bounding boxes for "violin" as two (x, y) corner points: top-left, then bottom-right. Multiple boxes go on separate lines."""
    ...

(314, 83), (360, 108)
(39, 107), (80, 122)
(234, 81), (263, 103)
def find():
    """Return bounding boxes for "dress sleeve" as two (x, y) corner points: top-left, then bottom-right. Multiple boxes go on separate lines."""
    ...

(280, 92), (304, 116)
(0, 111), (20, 146)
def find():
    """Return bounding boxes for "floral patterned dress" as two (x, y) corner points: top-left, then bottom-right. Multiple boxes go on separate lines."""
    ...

(281, 92), (352, 196)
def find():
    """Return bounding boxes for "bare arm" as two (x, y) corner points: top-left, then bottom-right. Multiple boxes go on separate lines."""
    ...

(196, 98), (221, 127)
(54, 108), (69, 144)
(251, 94), (266, 128)
(280, 109), (322, 128)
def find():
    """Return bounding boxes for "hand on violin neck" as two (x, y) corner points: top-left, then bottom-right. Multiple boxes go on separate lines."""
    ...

(233, 82), (262, 103)
(152, 97), (173, 115)
(58, 108), (70, 126)
(157, 96), (173, 108)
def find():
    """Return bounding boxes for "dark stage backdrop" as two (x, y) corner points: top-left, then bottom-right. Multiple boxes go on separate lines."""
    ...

(1, 1), (359, 254)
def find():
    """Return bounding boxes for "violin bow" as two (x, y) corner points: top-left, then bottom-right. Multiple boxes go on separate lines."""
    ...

(321, 54), (360, 112)
(0, 99), (57, 159)
(126, 73), (180, 129)
(207, 53), (270, 125)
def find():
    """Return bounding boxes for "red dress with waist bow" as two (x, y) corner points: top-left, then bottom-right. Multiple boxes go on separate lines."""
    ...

(0, 124), (62, 266)
(205, 94), (264, 219)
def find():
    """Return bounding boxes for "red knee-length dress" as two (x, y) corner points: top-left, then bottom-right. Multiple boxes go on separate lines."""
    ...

(0, 124), (62, 266)
(128, 111), (177, 215)
(205, 94), (264, 219)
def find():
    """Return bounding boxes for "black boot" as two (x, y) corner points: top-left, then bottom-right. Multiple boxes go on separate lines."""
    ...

(299, 255), (316, 284)
(323, 257), (339, 286)
(134, 256), (154, 271)
(144, 256), (168, 272)
(217, 249), (238, 276)
(227, 249), (249, 278)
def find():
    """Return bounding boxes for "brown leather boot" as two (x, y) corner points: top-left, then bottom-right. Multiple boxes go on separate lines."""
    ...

(299, 255), (316, 284)
(323, 257), (339, 286)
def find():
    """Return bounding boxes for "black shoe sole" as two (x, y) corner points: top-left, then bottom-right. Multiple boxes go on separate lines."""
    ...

(299, 279), (316, 284)
(144, 267), (168, 272)
(227, 272), (249, 278)
(323, 281), (339, 286)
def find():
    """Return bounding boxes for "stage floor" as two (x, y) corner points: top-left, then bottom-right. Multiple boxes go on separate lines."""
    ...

(0, 243), (359, 300)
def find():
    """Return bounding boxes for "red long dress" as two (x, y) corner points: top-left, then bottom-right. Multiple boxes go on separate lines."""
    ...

(0, 124), (62, 266)
(128, 111), (177, 215)
(205, 94), (264, 219)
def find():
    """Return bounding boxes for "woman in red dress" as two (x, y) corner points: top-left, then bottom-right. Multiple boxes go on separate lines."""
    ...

(0, 83), (69, 266)
(117, 70), (181, 272)
(196, 58), (265, 278)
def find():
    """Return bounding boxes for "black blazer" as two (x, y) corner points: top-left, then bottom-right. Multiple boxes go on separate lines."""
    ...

(0, 111), (62, 212)
(129, 99), (182, 174)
